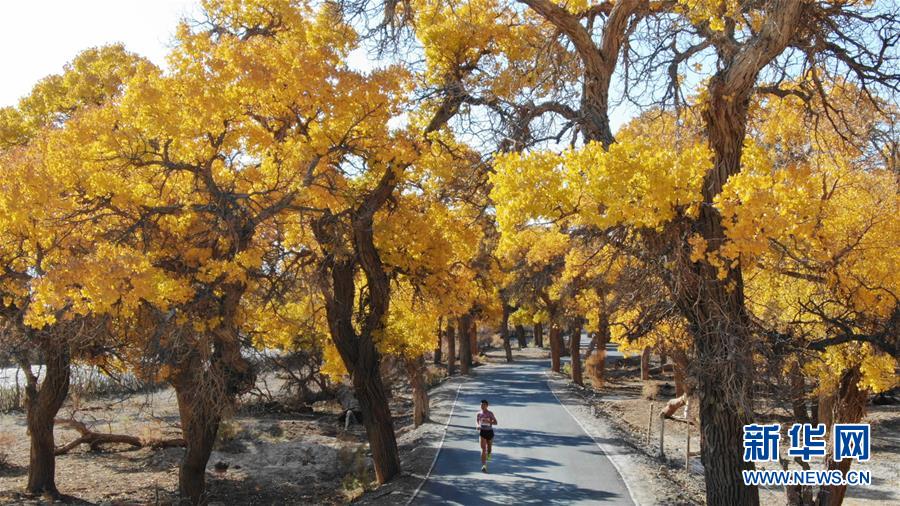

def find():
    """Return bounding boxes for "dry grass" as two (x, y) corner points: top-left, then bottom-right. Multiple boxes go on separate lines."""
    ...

(0, 432), (13, 469)
(585, 352), (605, 388)
(0, 387), (21, 413)
(642, 381), (661, 400)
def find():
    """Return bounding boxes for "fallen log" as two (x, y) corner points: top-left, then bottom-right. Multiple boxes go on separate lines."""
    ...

(658, 394), (697, 426)
(54, 418), (185, 455)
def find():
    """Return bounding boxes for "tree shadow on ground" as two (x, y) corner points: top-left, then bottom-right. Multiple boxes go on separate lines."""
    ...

(416, 457), (628, 505)
(0, 462), (26, 478)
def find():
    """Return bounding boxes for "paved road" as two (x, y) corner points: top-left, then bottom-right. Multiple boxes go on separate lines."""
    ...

(412, 353), (634, 505)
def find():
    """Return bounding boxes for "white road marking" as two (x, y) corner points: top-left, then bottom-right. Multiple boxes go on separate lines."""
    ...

(406, 379), (465, 505)
(545, 371), (640, 506)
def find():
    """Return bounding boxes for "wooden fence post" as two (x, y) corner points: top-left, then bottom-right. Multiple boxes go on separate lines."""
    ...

(685, 423), (691, 470)
(658, 414), (666, 459)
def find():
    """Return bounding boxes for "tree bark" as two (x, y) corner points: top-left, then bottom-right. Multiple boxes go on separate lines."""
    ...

(319, 252), (402, 484)
(23, 342), (70, 498)
(433, 317), (443, 365)
(405, 356), (429, 427)
(816, 367), (867, 506)
(469, 319), (478, 357)
(447, 323), (457, 376)
(789, 363), (810, 423)
(515, 324), (526, 349)
(500, 305), (513, 363)
(54, 418), (143, 454)
(640, 346), (652, 381)
(519, 0), (643, 146)
(313, 168), (406, 485)
(570, 325), (583, 386)
(585, 332), (598, 359)
(683, 4), (804, 503)
(534, 322), (544, 348)
(173, 365), (219, 506)
(549, 324), (561, 373)
(458, 315), (472, 375)
(591, 314), (611, 385)
(673, 351), (689, 398)
(560, 332), (570, 357)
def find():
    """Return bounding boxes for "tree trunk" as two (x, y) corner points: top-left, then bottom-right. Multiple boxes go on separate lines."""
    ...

(405, 356), (429, 427)
(353, 363), (401, 482)
(818, 388), (835, 429)
(174, 369), (220, 506)
(458, 315), (471, 375)
(549, 324), (561, 373)
(469, 319), (478, 357)
(317, 254), (401, 484)
(500, 305), (513, 363)
(570, 325), (583, 386)
(560, 332), (570, 357)
(591, 315), (610, 385)
(433, 317), (443, 365)
(816, 367), (867, 506)
(534, 323), (544, 348)
(23, 343), (71, 498)
(515, 324), (526, 349)
(685, 5), (803, 503)
(673, 351), (688, 398)
(789, 363), (810, 423)
(640, 346), (651, 381)
(585, 332), (598, 359)
(447, 323), (457, 375)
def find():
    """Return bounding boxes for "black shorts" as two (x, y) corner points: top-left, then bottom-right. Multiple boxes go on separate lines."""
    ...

(479, 429), (494, 441)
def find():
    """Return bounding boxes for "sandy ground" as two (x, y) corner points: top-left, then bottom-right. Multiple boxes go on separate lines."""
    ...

(2, 346), (896, 505)
(0, 371), (396, 505)
(560, 348), (899, 506)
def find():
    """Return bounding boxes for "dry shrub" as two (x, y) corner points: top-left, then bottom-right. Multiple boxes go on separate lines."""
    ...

(586, 352), (606, 388)
(338, 444), (374, 500)
(424, 365), (447, 389)
(642, 381), (661, 400)
(0, 432), (13, 468)
(0, 386), (22, 413)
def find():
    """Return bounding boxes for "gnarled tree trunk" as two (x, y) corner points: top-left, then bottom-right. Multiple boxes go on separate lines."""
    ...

(458, 314), (471, 375)
(173, 363), (220, 506)
(433, 317), (443, 365)
(683, 4), (803, 504)
(172, 317), (254, 505)
(534, 322), (544, 348)
(500, 304), (513, 362)
(447, 323), (457, 375)
(22, 341), (70, 498)
(589, 314), (611, 386)
(315, 184), (404, 484)
(569, 325), (583, 386)
(816, 367), (867, 506)
(549, 324), (561, 373)
(405, 355), (429, 427)
(673, 350), (689, 398)
(515, 324), (526, 349)
(640, 346), (651, 381)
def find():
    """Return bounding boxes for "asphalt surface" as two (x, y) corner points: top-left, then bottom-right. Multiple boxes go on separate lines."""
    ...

(412, 345), (634, 505)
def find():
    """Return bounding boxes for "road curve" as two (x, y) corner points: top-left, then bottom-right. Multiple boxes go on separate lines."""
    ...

(411, 355), (635, 505)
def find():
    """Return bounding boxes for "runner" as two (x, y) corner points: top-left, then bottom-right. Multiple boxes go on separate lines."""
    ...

(477, 399), (497, 472)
